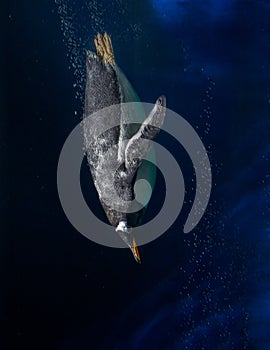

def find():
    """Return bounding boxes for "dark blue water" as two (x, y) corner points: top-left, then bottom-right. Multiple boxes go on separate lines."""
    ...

(3, 0), (270, 349)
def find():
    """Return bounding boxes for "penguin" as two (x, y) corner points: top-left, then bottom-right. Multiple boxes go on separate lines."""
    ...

(83, 33), (166, 263)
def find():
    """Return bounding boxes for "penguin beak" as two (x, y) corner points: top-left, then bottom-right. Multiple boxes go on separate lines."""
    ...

(116, 221), (141, 263)
(131, 238), (141, 264)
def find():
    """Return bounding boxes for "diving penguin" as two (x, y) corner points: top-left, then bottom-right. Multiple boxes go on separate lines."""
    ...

(83, 33), (166, 263)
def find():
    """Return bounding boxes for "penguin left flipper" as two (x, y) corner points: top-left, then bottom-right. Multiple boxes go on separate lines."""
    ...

(124, 95), (166, 173)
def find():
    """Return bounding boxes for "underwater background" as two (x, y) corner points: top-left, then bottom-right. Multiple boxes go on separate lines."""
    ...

(2, 0), (270, 349)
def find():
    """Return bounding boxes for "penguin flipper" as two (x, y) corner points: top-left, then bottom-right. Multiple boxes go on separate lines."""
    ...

(124, 95), (166, 173)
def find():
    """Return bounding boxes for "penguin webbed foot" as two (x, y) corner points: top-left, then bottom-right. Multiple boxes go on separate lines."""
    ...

(94, 32), (115, 65)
